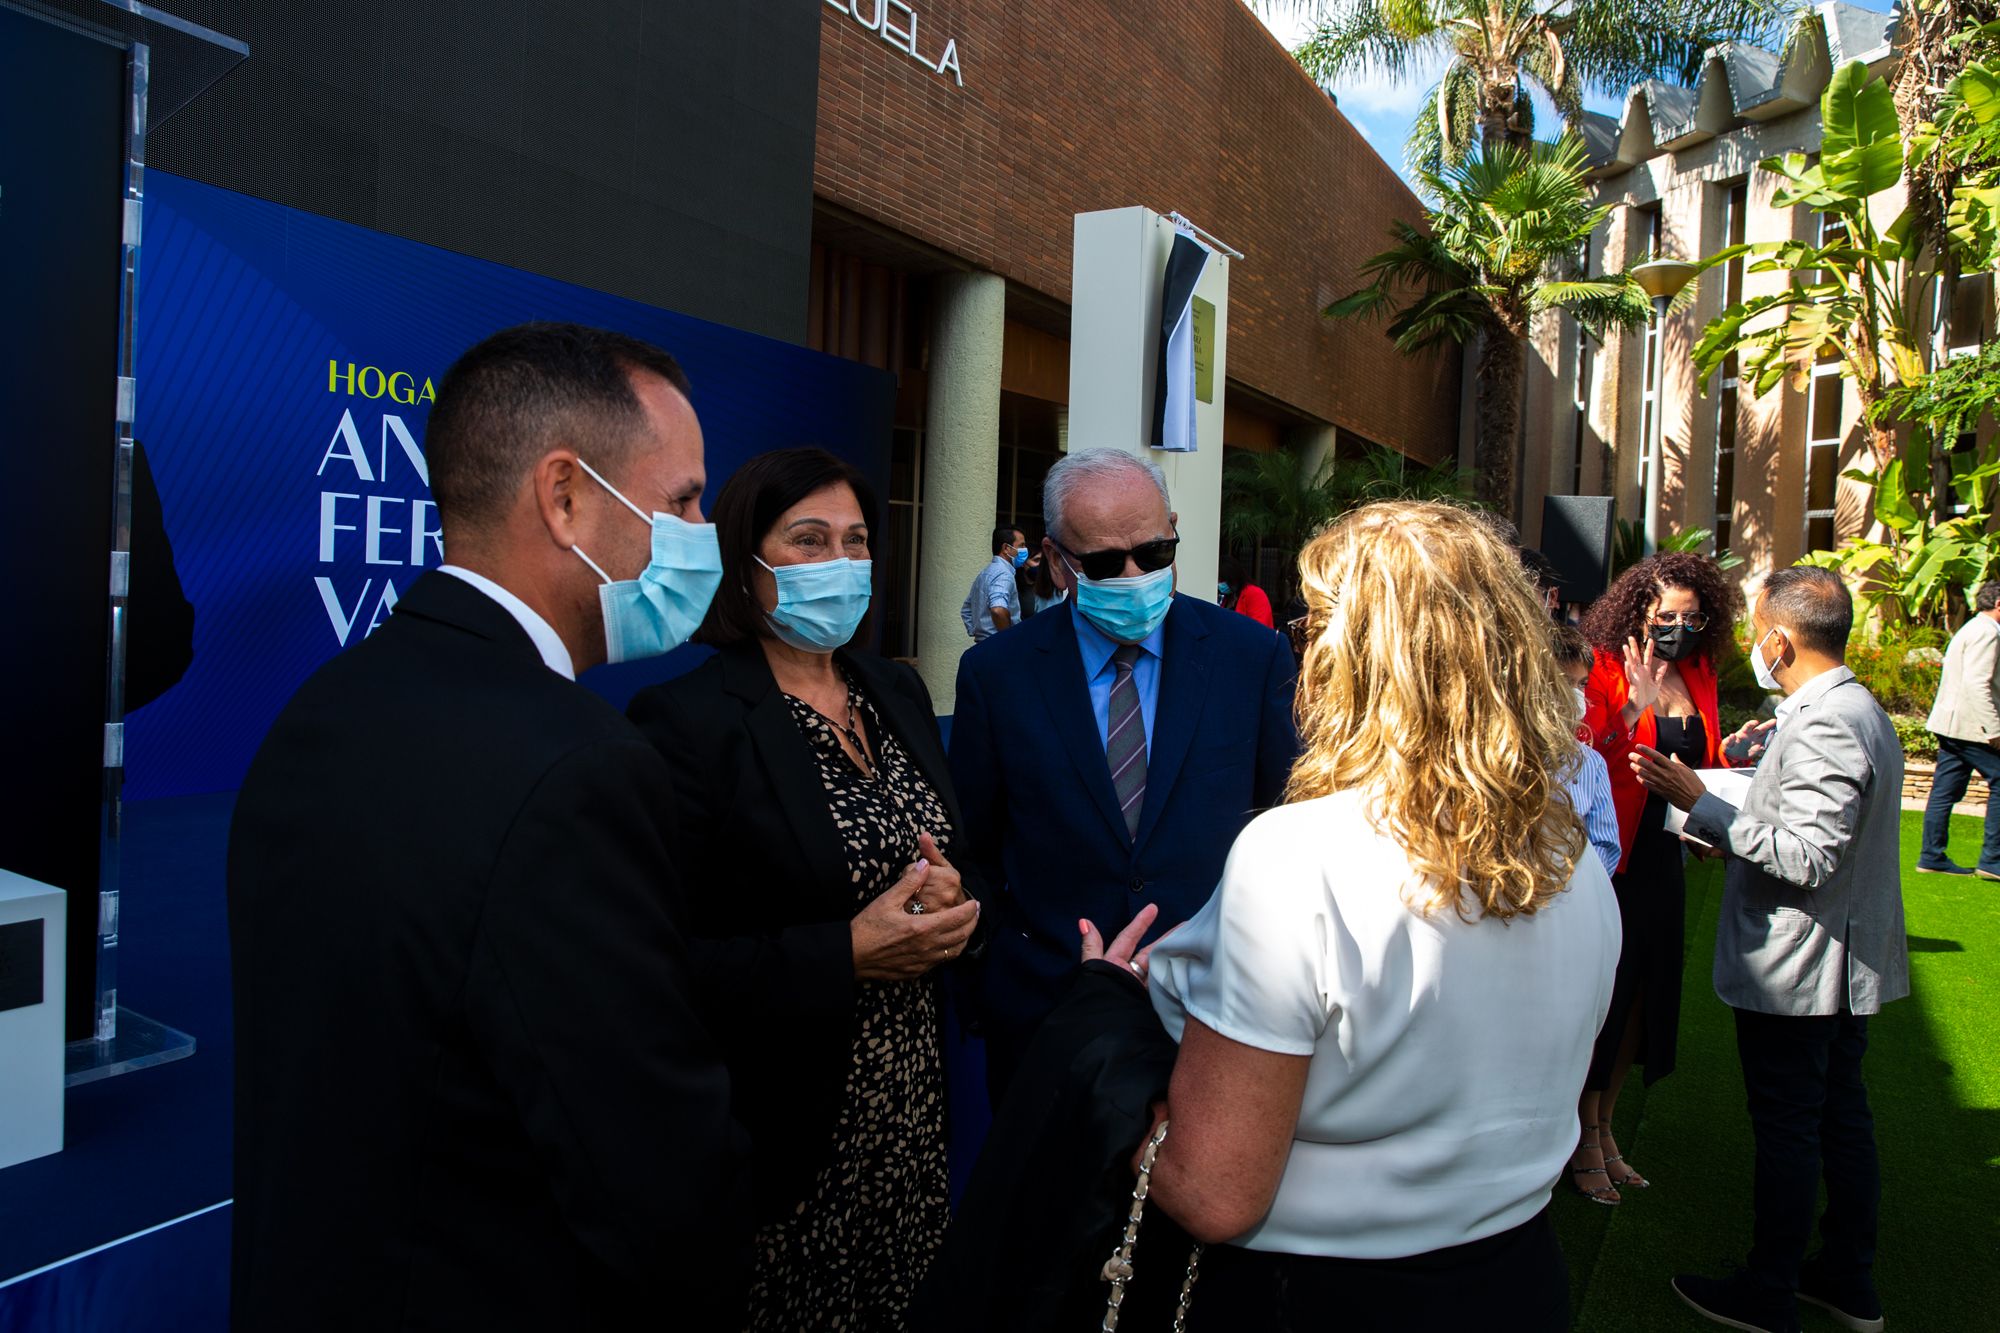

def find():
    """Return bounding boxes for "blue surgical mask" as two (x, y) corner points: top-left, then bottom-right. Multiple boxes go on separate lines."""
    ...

(571, 458), (722, 664)
(1217, 582), (1231, 599)
(1069, 560), (1175, 643)
(1012, 547), (1030, 570)
(756, 555), (872, 653)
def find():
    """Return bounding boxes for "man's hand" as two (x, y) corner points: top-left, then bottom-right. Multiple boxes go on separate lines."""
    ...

(989, 606), (1013, 631)
(850, 857), (980, 982)
(1081, 902), (1162, 984)
(1630, 743), (1706, 812)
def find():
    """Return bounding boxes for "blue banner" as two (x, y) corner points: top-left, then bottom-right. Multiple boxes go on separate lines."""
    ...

(129, 172), (892, 799)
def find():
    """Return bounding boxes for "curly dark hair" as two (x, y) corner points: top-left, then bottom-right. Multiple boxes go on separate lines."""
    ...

(1580, 551), (1744, 661)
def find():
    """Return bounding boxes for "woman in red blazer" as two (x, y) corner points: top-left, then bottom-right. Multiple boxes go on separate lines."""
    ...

(1570, 551), (1745, 1205)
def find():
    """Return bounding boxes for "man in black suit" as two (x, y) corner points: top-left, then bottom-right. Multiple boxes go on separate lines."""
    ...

(227, 324), (750, 1330)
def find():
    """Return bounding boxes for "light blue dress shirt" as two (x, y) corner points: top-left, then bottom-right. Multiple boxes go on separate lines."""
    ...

(966, 556), (1022, 641)
(1564, 745), (1623, 877)
(1073, 606), (1164, 758)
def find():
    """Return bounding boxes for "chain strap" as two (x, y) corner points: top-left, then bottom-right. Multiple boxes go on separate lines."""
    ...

(1100, 1120), (1203, 1332)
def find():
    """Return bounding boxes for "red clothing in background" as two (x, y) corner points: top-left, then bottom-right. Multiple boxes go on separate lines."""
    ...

(1232, 583), (1274, 628)
(1582, 646), (1726, 873)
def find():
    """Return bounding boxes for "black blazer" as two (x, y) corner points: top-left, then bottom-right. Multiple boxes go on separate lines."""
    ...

(227, 572), (751, 1332)
(628, 640), (973, 1217)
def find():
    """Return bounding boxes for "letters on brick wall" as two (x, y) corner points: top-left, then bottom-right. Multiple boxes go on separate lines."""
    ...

(824, 0), (962, 87)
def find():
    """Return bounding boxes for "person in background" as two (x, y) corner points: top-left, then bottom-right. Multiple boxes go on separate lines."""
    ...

(629, 448), (981, 1332)
(1635, 567), (1906, 1333)
(1552, 623), (1624, 877)
(227, 323), (750, 1330)
(1571, 551), (1751, 1204)
(962, 524), (1025, 642)
(1520, 547), (1564, 619)
(950, 447), (1298, 1100)
(1217, 555), (1274, 627)
(1017, 545), (1059, 618)
(1918, 581), (2000, 877)
(1121, 500), (1619, 1330)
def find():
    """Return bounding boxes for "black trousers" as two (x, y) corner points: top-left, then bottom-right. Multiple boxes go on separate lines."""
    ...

(1190, 1206), (1568, 1332)
(1920, 735), (2000, 869)
(1733, 1007), (1881, 1301)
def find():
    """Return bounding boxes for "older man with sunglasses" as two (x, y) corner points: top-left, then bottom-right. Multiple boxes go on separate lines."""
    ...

(949, 448), (1299, 1100)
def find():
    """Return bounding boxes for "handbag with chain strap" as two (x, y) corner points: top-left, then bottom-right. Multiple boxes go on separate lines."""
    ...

(1098, 1121), (1203, 1331)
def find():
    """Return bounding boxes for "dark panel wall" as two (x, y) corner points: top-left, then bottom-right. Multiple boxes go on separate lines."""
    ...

(0, 6), (127, 1038)
(150, 1), (821, 343)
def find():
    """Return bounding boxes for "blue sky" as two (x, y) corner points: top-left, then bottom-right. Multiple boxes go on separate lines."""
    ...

(1253, 0), (1896, 186)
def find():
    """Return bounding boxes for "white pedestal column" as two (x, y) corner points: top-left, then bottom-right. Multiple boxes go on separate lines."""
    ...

(0, 869), (66, 1169)
(1067, 208), (1229, 605)
(916, 270), (1005, 714)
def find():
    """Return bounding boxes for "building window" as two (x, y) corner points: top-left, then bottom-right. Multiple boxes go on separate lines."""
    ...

(1804, 346), (1844, 553)
(884, 427), (921, 659)
(1714, 181), (1747, 552)
(1571, 316), (1591, 495)
(1637, 207), (1663, 508)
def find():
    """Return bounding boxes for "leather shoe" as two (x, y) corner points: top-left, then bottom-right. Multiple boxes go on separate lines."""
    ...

(1671, 1274), (1800, 1333)
(1914, 858), (1972, 875)
(1975, 866), (2000, 881)
(1796, 1257), (1884, 1332)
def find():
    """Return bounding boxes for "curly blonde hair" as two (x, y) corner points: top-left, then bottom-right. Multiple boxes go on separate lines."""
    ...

(1284, 501), (1587, 921)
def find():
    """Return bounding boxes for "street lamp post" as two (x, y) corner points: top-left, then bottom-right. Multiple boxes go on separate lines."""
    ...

(1630, 257), (1699, 553)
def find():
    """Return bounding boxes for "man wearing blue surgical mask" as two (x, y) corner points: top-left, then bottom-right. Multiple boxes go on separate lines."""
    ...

(949, 447), (1300, 1100)
(228, 323), (751, 1332)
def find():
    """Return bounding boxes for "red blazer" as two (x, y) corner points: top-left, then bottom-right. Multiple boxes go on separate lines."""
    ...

(1582, 646), (1726, 873)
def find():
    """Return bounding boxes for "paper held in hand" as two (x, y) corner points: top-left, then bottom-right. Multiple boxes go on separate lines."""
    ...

(1664, 768), (1756, 849)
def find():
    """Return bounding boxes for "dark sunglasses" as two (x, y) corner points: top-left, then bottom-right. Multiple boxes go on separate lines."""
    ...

(1055, 535), (1180, 582)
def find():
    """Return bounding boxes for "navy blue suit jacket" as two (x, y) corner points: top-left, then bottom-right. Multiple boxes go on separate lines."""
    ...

(949, 594), (1298, 1073)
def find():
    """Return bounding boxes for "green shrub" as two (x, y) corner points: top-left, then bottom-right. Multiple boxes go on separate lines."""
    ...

(1848, 635), (1945, 715)
(1894, 713), (1940, 761)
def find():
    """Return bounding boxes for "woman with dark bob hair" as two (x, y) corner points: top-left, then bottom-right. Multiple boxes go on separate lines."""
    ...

(1568, 551), (1750, 1205)
(627, 448), (982, 1330)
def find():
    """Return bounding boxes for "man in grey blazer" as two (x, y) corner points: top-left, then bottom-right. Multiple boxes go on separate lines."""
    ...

(1633, 567), (1906, 1333)
(1919, 581), (2000, 876)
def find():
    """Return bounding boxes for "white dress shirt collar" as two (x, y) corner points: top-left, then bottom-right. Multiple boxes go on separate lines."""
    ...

(438, 565), (575, 680)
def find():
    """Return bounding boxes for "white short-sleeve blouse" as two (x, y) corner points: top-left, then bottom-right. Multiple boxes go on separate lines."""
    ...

(1149, 791), (1621, 1259)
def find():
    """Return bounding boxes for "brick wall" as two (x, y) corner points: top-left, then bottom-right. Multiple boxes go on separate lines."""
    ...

(814, 0), (1462, 463)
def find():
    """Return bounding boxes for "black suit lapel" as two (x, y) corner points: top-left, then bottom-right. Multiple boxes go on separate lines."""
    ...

(721, 645), (851, 895)
(1133, 597), (1212, 852)
(1034, 604), (1132, 847)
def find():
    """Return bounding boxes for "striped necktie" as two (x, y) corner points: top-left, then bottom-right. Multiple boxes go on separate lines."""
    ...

(1106, 643), (1147, 838)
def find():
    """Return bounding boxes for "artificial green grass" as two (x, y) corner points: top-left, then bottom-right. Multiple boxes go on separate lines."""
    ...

(1554, 810), (2000, 1330)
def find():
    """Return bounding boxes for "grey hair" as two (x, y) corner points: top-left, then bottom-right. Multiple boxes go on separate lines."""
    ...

(1976, 582), (2000, 613)
(1043, 447), (1172, 545)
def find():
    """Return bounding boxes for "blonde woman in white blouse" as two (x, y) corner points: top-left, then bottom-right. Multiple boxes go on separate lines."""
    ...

(1115, 501), (1621, 1331)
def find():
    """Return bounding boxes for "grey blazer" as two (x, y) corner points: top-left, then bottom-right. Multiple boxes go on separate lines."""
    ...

(1684, 666), (1909, 1017)
(1926, 613), (2000, 744)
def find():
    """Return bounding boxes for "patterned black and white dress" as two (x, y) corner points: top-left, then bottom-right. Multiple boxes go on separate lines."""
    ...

(744, 676), (954, 1332)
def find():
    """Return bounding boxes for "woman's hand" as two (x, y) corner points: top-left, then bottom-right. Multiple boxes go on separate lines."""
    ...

(909, 830), (964, 913)
(850, 857), (980, 982)
(1081, 902), (1162, 984)
(1622, 634), (1667, 721)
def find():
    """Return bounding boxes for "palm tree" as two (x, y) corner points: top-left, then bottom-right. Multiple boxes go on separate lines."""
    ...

(1329, 136), (1651, 512)
(1220, 442), (1471, 593)
(1258, 0), (1790, 172)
